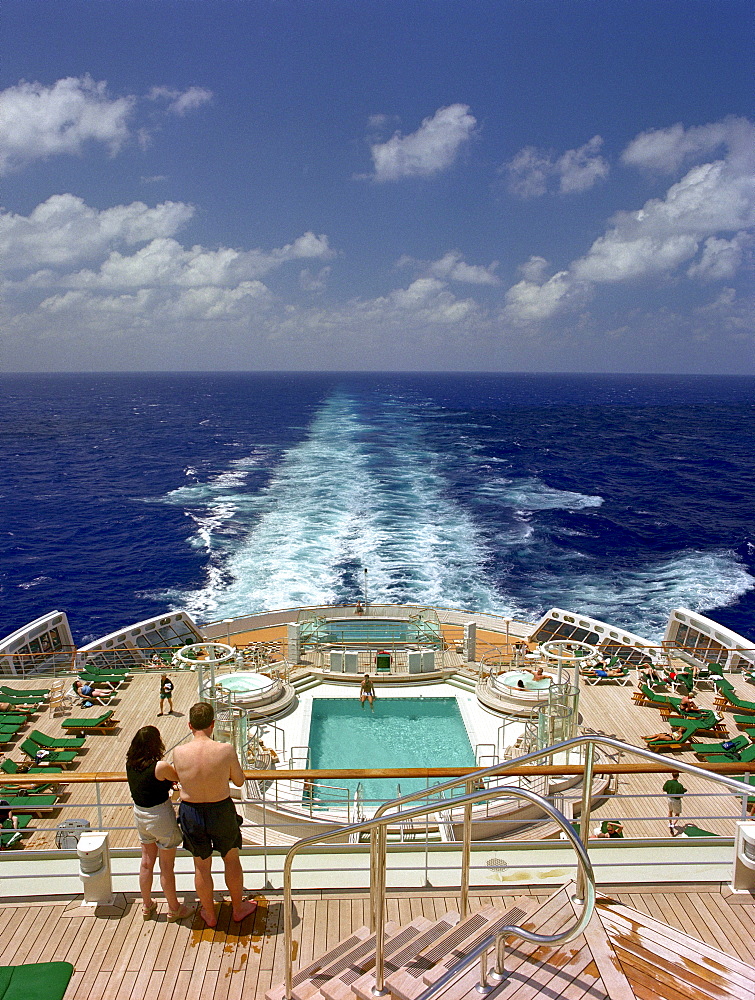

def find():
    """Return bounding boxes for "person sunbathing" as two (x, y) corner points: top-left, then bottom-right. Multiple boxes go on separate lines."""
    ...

(73, 680), (111, 705)
(679, 693), (699, 713)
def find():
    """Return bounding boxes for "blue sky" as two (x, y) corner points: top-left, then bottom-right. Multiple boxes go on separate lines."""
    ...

(1, 0), (753, 372)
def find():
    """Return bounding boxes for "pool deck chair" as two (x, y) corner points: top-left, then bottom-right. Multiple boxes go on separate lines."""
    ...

(0, 814), (32, 850)
(714, 677), (755, 713)
(0, 961), (74, 1000)
(29, 730), (86, 750)
(690, 734), (750, 757)
(61, 710), (118, 735)
(632, 684), (683, 711)
(0, 687), (49, 699)
(1, 795), (58, 816)
(19, 740), (78, 767)
(583, 666), (632, 686)
(0, 759), (63, 778)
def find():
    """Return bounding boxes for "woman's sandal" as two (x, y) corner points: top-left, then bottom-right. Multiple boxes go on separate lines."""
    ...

(142, 901), (158, 920)
(166, 903), (193, 922)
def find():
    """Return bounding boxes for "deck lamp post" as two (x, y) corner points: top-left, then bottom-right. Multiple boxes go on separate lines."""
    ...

(224, 617), (234, 648)
(363, 568), (368, 613)
(504, 617), (511, 664)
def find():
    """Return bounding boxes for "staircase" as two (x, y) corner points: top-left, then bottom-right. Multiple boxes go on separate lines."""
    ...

(267, 885), (755, 1000)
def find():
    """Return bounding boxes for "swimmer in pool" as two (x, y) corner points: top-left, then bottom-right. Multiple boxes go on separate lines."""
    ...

(526, 666), (545, 681)
(360, 674), (375, 709)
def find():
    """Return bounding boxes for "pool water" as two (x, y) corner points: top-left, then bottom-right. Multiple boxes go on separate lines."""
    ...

(308, 697), (475, 806)
(218, 672), (275, 693)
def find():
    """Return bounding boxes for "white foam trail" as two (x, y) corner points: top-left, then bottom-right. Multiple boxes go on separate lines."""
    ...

(518, 549), (754, 639)
(478, 477), (603, 511)
(162, 393), (525, 621)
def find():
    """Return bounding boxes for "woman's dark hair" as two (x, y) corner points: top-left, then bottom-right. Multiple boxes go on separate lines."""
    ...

(126, 725), (165, 771)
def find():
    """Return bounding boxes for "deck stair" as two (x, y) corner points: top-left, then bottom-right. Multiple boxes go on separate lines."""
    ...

(269, 885), (755, 1000)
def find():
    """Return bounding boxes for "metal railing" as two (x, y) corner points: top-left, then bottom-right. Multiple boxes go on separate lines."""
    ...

(282, 783), (595, 1000)
(281, 733), (755, 1000)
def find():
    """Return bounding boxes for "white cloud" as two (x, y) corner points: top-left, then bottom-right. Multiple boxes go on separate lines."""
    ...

(0, 76), (214, 175)
(687, 234), (751, 281)
(504, 136), (609, 197)
(399, 251), (499, 286)
(556, 137), (610, 194)
(0, 194), (194, 271)
(0, 76), (134, 175)
(504, 271), (588, 324)
(621, 116), (753, 174)
(368, 104), (476, 181)
(148, 86), (213, 116)
(504, 117), (755, 323)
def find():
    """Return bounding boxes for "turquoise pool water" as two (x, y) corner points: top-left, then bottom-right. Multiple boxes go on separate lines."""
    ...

(308, 697), (475, 806)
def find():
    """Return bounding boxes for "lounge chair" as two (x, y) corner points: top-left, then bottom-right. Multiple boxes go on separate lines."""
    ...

(0, 961), (74, 999)
(29, 730), (86, 750)
(0, 687), (49, 698)
(0, 814), (32, 850)
(0, 730), (23, 745)
(633, 684), (684, 711)
(19, 740), (78, 767)
(690, 734), (749, 757)
(0, 758), (62, 777)
(61, 710), (118, 734)
(679, 824), (720, 837)
(714, 677), (755, 713)
(0, 795), (58, 815)
(0, 715), (28, 726)
(0, 778), (58, 796)
(583, 665), (632, 686)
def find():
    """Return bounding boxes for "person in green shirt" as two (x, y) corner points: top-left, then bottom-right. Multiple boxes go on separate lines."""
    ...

(663, 771), (687, 835)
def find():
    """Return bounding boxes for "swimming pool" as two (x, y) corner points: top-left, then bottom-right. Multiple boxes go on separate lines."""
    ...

(307, 697), (475, 804)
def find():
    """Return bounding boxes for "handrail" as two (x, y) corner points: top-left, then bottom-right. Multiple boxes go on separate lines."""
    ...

(282, 783), (595, 1000)
(282, 734), (755, 1000)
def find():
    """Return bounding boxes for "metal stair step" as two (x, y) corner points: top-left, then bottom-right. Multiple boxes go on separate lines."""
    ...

(265, 927), (371, 1000)
(417, 902), (529, 992)
(321, 917), (435, 1000)
(296, 919), (403, 1000)
(350, 912), (461, 1000)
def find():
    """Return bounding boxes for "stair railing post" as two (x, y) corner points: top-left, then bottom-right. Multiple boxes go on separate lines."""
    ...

(574, 740), (595, 903)
(372, 823), (389, 996)
(490, 932), (508, 982)
(460, 778), (474, 920)
(475, 948), (492, 994)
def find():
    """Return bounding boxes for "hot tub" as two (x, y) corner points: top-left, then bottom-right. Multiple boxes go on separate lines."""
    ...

(216, 671), (279, 705)
(493, 670), (551, 693)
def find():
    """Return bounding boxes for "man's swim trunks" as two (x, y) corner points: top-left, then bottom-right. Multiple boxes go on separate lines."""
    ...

(178, 797), (243, 859)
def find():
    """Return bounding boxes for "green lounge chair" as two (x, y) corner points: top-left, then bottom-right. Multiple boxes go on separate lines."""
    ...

(679, 824), (720, 837)
(0, 715), (28, 726)
(19, 740), (77, 767)
(714, 677), (755, 713)
(733, 714), (755, 727)
(0, 961), (74, 1000)
(0, 814), (32, 850)
(0, 758), (62, 777)
(61, 710), (117, 734)
(29, 730), (85, 750)
(690, 734), (749, 757)
(2, 795), (57, 815)
(0, 731), (21, 745)
(0, 687), (49, 698)
(638, 684), (684, 711)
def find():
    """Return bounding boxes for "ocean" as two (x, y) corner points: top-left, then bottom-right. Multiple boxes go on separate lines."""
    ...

(1, 372), (753, 645)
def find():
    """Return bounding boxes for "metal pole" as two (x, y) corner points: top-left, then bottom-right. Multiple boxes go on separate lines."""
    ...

(575, 741), (595, 902)
(504, 618), (511, 664)
(95, 780), (103, 829)
(460, 778), (473, 919)
(372, 823), (389, 996)
(364, 568), (368, 612)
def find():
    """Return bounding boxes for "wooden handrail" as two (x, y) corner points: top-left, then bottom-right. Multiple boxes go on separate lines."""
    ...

(2, 760), (754, 784)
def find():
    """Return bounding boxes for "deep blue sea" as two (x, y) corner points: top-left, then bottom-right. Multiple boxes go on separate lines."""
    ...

(1, 372), (753, 645)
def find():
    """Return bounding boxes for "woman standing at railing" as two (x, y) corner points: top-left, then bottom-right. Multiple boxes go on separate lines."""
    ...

(126, 726), (191, 921)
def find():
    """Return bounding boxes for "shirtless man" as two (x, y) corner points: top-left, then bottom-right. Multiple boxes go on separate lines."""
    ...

(165, 702), (256, 927)
(360, 674), (375, 709)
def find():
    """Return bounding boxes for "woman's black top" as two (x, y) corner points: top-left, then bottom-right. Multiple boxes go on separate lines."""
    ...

(127, 761), (173, 808)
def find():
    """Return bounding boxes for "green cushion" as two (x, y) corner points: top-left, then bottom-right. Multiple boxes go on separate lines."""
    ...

(0, 962), (74, 1000)
(63, 711), (113, 729)
(29, 731), (85, 749)
(6, 796), (57, 810)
